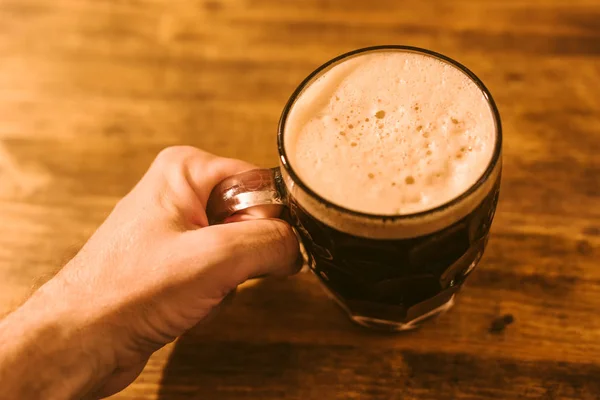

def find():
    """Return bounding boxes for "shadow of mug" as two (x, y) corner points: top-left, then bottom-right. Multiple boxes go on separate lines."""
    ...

(155, 273), (600, 400)
(155, 273), (437, 399)
(157, 273), (368, 400)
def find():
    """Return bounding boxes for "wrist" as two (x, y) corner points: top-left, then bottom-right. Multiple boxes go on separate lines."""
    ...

(0, 281), (115, 399)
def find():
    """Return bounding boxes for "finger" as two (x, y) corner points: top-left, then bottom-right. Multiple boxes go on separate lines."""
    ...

(149, 146), (261, 207)
(86, 359), (148, 399)
(144, 146), (265, 226)
(194, 288), (237, 327)
(180, 218), (301, 292)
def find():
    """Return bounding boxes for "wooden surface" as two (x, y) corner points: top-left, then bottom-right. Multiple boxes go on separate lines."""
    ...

(1, 0), (599, 399)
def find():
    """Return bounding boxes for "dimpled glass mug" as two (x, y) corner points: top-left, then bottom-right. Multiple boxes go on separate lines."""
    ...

(206, 45), (502, 331)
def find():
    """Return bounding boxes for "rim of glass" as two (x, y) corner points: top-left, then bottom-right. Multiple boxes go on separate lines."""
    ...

(277, 45), (502, 222)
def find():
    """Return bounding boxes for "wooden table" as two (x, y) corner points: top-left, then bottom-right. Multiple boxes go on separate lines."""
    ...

(1, 1), (599, 399)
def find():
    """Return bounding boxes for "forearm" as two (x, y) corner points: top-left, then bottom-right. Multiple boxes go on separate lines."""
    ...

(0, 287), (112, 400)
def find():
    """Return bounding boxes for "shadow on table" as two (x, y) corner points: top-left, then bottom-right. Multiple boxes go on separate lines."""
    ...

(156, 273), (600, 400)
(156, 273), (364, 400)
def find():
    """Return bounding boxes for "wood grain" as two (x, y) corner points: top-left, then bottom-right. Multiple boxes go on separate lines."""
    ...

(0, 0), (599, 399)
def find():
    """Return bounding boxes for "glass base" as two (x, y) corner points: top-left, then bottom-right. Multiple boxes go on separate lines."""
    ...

(317, 277), (455, 332)
(349, 296), (455, 332)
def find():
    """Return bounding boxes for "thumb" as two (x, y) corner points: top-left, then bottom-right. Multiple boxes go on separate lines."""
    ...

(181, 218), (301, 291)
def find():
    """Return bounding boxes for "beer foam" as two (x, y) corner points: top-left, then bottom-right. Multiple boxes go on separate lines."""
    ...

(284, 50), (496, 217)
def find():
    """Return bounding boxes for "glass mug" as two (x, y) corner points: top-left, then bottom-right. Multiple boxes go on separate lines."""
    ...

(206, 45), (502, 331)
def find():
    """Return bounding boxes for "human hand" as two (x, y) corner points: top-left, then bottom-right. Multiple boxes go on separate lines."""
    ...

(0, 146), (300, 399)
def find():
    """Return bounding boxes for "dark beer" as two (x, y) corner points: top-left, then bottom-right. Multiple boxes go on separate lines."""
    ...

(287, 178), (500, 329)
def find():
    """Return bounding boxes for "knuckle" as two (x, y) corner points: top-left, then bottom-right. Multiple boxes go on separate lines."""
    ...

(154, 146), (193, 167)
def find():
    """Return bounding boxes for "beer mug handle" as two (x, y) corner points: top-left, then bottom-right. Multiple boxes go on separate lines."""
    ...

(206, 167), (288, 225)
